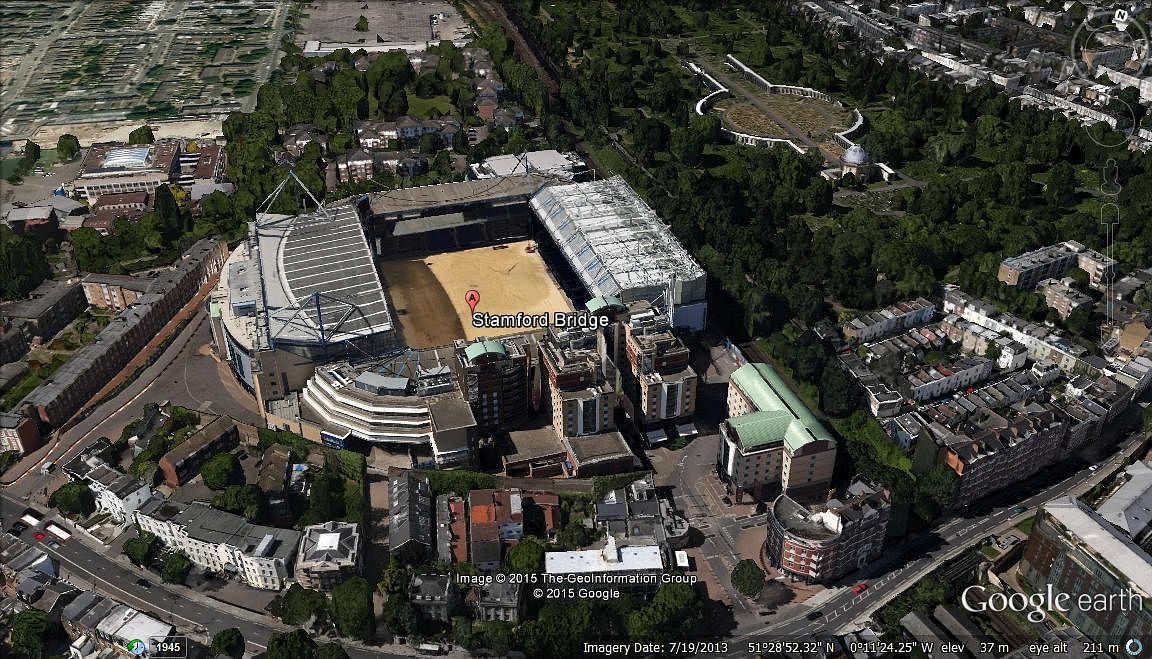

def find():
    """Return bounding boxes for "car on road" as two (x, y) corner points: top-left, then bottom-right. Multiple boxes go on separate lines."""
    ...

(852, 582), (868, 593)
(806, 610), (824, 620)
(46, 540), (60, 549)
(1011, 506), (1028, 515)
(135, 578), (151, 589)
(41, 462), (55, 475)
(1088, 465), (1099, 471)
(33, 531), (45, 541)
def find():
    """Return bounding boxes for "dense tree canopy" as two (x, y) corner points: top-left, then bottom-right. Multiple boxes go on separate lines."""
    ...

(730, 559), (766, 598)
(0, 226), (51, 298)
(128, 125), (155, 144)
(209, 628), (245, 659)
(330, 576), (374, 641)
(49, 481), (95, 516)
(201, 452), (242, 490)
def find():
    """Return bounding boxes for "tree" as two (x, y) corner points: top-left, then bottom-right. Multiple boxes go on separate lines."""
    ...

(279, 583), (329, 625)
(556, 519), (595, 549)
(212, 484), (265, 521)
(162, 552), (193, 584)
(819, 362), (858, 418)
(354, 15), (369, 32)
(331, 576), (374, 641)
(9, 608), (49, 659)
(267, 629), (316, 659)
(123, 531), (159, 566)
(315, 644), (351, 659)
(22, 141), (41, 169)
(626, 582), (704, 643)
(380, 594), (418, 636)
(502, 537), (544, 573)
(0, 225), (51, 298)
(201, 452), (241, 490)
(483, 620), (513, 655)
(1065, 306), (1090, 336)
(128, 125), (155, 144)
(379, 555), (411, 591)
(1045, 160), (1078, 207)
(49, 481), (96, 516)
(731, 559), (765, 597)
(209, 628), (245, 659)
(57, 133), (81, 160)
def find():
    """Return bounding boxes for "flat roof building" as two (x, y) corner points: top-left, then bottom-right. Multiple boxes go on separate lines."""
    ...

(1020, 497), (1152, 643)
(470, 150), (587, 181)
(765, 480), (890, 583)
(67, 141), (181, 202)
(294, 521), (361, 591)
(135, 500), (300, 590)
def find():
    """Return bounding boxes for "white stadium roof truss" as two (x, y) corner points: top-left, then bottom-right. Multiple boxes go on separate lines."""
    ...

(531, 177), (704, 300)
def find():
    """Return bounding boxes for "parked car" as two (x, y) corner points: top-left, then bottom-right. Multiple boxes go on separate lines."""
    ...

(135, 578), (151, 589)
(11, 521), (28, 533)
(721, 496), (732, 505)
(32, 531), (45, 541)
(758, 609), (776, 616)
(46, 540), (60, 549)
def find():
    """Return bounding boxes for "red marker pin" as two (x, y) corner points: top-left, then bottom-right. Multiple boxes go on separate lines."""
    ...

(465, 289), (481, 313)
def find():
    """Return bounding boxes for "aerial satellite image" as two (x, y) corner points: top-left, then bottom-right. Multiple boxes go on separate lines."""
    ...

(0, 1), (1151, 658)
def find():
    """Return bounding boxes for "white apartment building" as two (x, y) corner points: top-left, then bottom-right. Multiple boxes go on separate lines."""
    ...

(135, 500), (301, 590)
(85, 465), (152, 523)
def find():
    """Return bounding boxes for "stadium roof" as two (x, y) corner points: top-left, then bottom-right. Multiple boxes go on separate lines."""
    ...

(365, 175), (551, 216)
(531, 177), (705, 301)
(252, 204), (393, 345)
(464, 339), (507, 363)
(728, 363), (833, 453)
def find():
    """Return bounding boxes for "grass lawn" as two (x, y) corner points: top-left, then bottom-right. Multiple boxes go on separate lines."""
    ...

(407, 93), (454, 118)
(0, 158), (24, 179)
(980, 545), (1000, 559)
(1014, 515), (1036, 535)
(0, 354), (68, 410)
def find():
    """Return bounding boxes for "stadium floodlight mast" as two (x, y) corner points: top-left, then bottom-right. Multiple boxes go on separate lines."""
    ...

(255, 166), (333, 227)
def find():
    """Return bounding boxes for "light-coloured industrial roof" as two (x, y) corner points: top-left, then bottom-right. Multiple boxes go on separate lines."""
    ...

(531, 177), (705, 301)
(1097, 461), (1152, 538)
(543, 537), (664, 574)
(1044, 497), (1152, 598)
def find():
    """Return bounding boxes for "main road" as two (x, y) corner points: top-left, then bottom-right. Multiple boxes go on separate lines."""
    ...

(0, 492), (407, 659)
(715, 430), (1147, 653)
